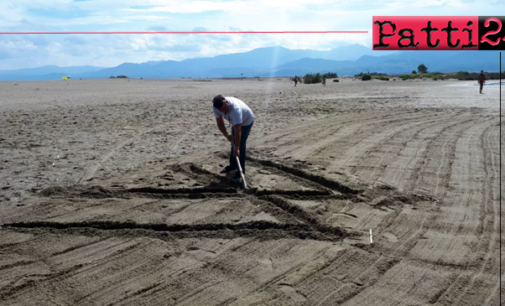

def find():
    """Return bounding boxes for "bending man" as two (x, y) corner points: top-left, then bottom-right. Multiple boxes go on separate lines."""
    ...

(212, 94), (255, 180)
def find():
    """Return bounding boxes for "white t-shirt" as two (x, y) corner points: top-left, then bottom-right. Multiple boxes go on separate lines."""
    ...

(213, 97), (254, 126)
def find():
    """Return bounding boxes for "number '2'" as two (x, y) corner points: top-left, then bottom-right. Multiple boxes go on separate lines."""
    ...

(480, 17), (505, 46)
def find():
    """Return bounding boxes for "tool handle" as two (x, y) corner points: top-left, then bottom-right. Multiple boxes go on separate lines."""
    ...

(235, 156), (247, 189)
(232, 142), (248, 189)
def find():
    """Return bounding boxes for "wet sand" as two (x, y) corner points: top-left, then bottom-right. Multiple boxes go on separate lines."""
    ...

(0, 77), (503, 305)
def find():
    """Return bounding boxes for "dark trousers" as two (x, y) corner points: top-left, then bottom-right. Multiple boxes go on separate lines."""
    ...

(230, 121), (253, 174)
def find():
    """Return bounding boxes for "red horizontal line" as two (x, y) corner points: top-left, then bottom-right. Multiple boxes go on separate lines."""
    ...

(0, 31), (368, 34)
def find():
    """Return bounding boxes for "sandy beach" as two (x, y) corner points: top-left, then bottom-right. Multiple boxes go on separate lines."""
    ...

(0, 77), (502, 305)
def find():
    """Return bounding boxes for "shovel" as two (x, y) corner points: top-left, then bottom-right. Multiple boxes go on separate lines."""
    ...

(232, 142), (248, 189)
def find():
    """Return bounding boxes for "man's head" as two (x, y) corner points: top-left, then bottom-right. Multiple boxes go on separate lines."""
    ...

(481, 70), (484, 73)
(213, 94), (229, 112)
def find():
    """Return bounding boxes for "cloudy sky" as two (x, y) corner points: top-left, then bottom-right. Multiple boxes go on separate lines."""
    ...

(0, 0), (502, 70)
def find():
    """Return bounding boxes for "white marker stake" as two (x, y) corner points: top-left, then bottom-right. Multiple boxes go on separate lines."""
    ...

(370, 229), (373, 244)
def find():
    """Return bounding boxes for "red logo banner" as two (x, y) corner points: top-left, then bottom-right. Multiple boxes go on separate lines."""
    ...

(373, 16), (505, 50)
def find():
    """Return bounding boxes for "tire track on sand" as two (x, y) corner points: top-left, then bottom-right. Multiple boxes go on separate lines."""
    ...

(334, 111), (441, 171)
(402, 118), (491, 305)
(451, 123), (500, 305)
(341, 116), (480, 306)
(480, 124), (502, 306)
(374, 112), (470, 190)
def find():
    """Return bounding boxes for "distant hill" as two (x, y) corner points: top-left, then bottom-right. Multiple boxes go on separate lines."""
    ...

(0, 45), (501, 81)
(353, 50), (501, 74)
(76, 44), (388, 79)
(0, 65), (104, 81)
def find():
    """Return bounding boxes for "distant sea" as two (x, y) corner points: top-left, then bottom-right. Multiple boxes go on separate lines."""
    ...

(486, 82), (505, 86)
(447, 81), (504, 87)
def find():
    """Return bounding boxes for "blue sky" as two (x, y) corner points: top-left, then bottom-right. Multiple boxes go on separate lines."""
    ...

(0, 0), (503, 69)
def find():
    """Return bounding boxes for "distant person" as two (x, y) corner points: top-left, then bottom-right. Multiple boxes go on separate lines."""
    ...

(322, 77), (326, 86)
(212, 95), (255, 180)
(478, 70), (486, 94)
(294, 76), (298, 87)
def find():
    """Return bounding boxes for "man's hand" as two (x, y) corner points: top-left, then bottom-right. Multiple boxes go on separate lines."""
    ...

(234, 147), (240, 157)
(226, 135), (234, 142)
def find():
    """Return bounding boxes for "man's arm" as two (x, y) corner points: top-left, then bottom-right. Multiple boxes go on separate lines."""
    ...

(216, 117), (233, 142)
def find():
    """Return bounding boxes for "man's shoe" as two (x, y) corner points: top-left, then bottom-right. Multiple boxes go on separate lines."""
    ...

(220, 166), (237, 174)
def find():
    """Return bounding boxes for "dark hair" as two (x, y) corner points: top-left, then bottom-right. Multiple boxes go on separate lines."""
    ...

(213, 94), (225, 109)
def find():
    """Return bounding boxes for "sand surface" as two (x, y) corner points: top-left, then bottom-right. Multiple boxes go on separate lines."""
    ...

(0, 77), (503, 305)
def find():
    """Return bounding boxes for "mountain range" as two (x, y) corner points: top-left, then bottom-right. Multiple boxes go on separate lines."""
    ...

(0, 44), (501, 81)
